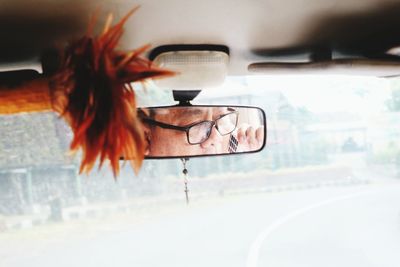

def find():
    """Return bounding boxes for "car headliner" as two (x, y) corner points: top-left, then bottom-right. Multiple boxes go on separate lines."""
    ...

(1, 0), (400, 74)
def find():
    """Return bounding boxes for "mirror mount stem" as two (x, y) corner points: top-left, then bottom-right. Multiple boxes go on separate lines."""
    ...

(176, 100), (193, 106)
(173, 90), (201, 106)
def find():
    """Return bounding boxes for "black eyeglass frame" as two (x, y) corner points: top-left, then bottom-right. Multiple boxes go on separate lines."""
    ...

(142, 111), (239, 145)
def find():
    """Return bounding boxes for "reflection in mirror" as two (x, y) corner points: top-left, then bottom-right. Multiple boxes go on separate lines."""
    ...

(138, 106), (266, 158)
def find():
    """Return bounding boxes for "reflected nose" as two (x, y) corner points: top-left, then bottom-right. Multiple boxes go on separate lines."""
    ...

(200, 125), (223, 148)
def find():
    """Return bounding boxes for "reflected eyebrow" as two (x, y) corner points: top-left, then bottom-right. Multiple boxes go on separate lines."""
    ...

(171, 108), (206, 124)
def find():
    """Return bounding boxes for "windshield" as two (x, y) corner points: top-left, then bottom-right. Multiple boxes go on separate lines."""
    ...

(1, 75), (400, 267)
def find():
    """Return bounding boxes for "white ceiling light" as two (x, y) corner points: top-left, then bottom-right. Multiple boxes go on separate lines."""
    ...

(152, 50), (229, 90)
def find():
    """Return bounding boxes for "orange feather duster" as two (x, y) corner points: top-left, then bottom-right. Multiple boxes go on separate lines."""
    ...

(0, 8), (174, 177)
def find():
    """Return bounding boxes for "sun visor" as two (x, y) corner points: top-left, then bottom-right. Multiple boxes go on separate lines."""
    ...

(248, 59), (400, 77)
(151, 46), (229, 90)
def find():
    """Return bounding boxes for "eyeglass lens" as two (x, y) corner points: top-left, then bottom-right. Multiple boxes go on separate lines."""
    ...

(187, 113), (237, 144)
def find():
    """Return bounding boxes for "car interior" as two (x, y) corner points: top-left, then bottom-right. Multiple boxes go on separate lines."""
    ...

(1, 1), (400, 267)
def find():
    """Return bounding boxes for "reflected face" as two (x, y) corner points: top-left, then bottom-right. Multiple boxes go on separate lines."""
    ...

(145, 107), (233, 156)
(140, 106), (266, 158)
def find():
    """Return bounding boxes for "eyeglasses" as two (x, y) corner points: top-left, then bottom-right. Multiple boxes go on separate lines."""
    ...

(142, 111), (239, 145)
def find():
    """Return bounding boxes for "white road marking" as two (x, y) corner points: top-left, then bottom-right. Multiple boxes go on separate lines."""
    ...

(246, 190), (374, 267)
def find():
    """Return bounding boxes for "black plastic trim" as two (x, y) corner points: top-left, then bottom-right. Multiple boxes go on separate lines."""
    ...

(0, 69), (41, 87)
(173, 90), (201, 105)
(149, 44), (229, 61)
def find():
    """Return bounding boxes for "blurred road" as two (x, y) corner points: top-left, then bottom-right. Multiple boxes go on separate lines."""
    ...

(1, 182), (400, 267)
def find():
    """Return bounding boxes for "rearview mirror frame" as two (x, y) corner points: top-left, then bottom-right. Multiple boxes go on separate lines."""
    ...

(139, 105), (267, 160)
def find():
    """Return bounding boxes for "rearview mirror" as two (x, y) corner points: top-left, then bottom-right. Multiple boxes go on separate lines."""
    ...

(138, 105), (266, 159)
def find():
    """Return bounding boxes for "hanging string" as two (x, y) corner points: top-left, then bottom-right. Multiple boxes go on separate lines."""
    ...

(181, 158), (189, 205)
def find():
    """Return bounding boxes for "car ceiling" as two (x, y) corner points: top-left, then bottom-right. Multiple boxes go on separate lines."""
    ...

(1, 0), (400, 74)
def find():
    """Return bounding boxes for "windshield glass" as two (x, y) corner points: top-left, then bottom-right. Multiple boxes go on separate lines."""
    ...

(1, 75), (400, 267)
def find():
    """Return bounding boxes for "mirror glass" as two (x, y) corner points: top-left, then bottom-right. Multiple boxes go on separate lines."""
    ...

(138, 106), (266, 158)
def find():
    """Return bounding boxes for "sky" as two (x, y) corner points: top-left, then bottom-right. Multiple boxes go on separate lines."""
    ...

(246, 75), (392, 115)
(141, 74), (395, 116)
